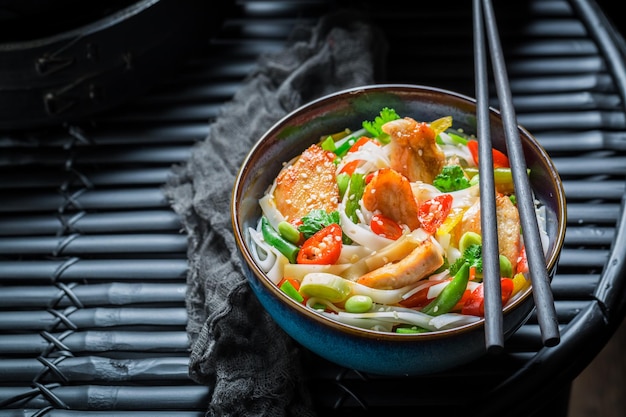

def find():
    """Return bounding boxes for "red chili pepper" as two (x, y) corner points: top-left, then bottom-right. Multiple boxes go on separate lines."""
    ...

(370, 213), (403, 240)
(467, 139), (510, 168)
(296, 223), (343, 264)
(461, 278), (515, 316)
(516, 245), (528, 274)
(348, 136), (377, 153)
(418, 194), (453, 234)
(338, 159), (361, 176)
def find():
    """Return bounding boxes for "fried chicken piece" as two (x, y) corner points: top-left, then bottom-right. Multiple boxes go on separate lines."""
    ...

(383, 117), (446, 184)
(273, 144), (339, 222)
(362, 167), (420, 230)
(356, 238), (444, 289)
(459, 193), (521, 268)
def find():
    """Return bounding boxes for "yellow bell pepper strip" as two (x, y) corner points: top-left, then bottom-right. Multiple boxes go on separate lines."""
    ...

(436, 206), (467, 237)
(466, 166), (528, 195)
(429, 115), (453, 137)
(421, 262), (470, 316)
(512, 272), (530, 296)
(261, 216), (300, 264)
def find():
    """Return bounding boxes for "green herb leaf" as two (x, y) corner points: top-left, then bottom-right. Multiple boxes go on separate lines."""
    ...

(449, 243), (483, 276)
(298, 209), (340, 239)
(433, 165), (471, 192)
(362, 107), (400, 142)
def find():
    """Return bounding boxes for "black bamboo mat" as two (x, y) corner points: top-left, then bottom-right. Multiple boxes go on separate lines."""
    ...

(1, 1), (626, 416)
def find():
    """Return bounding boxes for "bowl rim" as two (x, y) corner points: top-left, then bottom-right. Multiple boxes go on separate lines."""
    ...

(231, 83), (567, 341)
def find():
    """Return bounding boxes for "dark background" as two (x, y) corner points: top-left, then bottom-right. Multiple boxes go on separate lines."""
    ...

(596, 1), (626, 35)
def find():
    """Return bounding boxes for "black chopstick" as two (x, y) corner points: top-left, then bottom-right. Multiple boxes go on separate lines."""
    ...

(476, 0), (560, 348)
(473, 0), (503, 353)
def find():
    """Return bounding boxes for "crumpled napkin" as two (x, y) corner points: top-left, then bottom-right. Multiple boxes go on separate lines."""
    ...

(163, 9), (387, 417)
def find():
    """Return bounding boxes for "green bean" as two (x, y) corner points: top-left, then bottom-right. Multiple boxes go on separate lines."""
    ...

(261, 217), (300, 264)
(345, 173), (365, 223)
(280, 279), (304, 303)
(421, 263), (470, 316)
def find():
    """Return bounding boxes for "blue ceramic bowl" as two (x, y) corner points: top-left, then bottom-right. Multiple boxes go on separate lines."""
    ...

(231, 84), (567, 376)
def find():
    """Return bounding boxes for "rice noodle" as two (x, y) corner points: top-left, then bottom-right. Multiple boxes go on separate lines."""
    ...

(248, 224), (288, 284)
(338, 202), (393, 251)
(318, 303), (481, 332)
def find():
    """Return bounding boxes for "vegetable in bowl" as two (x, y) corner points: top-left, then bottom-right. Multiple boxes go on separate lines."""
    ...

(247, 107), (548, 334)
(231, 84), (566, 376)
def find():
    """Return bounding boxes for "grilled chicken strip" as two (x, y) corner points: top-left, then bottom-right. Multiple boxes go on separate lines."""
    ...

(459, 193), (521, 269)
(356, 238), (444, 290)
(362, 167), (420, 230)
(383, 117), (446, 184)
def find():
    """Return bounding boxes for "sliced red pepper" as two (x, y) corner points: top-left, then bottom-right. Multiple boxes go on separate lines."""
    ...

(452, 289), (472, 312)
(370, 213), (403, 240)
(461, 283), (484, 316)
(399, 280), (444, 308)
(467, 139), (510, 169)
(501, 277), (514, 303)
(296, 223), (343, 265)
(338, 159), (361, 176)
(461, 278), (516, 316)
(418, 194), (453, 234)
(348, 136), (377, 153)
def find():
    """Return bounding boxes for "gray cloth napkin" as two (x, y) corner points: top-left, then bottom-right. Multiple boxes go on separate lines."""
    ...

(163, 9), (387, 417)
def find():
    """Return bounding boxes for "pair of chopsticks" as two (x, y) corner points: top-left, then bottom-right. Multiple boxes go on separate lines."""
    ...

(472, 0), (560, 353)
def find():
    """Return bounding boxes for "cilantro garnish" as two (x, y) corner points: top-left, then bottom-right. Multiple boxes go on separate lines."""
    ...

(362, 107), (401, 143)
(298, 209), (340, 239)
(450, 244), (483, 276)
(433, 165), (471, 192)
